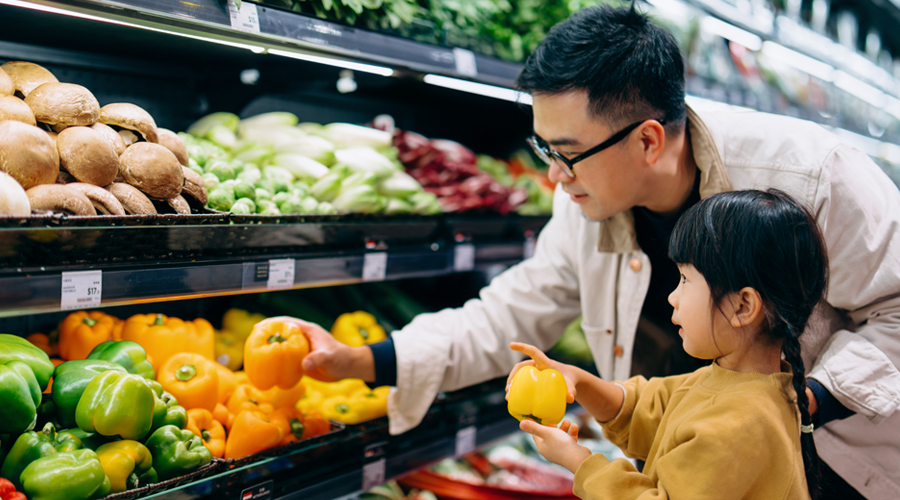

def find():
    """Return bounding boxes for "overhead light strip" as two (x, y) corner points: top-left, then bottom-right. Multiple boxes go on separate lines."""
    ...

(761, 41), (834, 82)
(701, 16), (762, 51)
(423, 74), (532, 104)
(268, 49), (393, 77)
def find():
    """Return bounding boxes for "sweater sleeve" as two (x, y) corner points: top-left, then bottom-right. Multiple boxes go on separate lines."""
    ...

(601, 372), (696, 461)
(577, 391), (796, 500)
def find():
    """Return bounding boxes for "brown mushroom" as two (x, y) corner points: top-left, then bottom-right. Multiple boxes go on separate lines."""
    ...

(26, 184), (94, 216)
(0, 171), (30, 216)
(25, 82), (100, 127)
(181, 166), (208, 205)
(156, 129), (188, 166)
(66, 182), (126, 216)
(167, 195), (191, 215)
(0, 96), (35, 125)
(57, 126), (119, 186)
(0, 61), (58, 97)
(0, 68), (13, 97)
(108, 182), (157, 215)
(118, 142), (184, 199)
(0, 121), (59, 189)
(99, 103), (158, 143)
(56, 170), (76, 184)
(91, 122), (127, 155)
(118, 129), (138, 147)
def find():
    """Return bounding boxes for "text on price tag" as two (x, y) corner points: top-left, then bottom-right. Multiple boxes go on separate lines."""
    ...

(453, 244), (475, 272)
(362, 252), (388, 281)
(227, 0), (260, 34)
(453, 48), (478, 77)
(267, 259), (295, 290)
(455, 426), (477, 457)
(61, 270), (102, 310)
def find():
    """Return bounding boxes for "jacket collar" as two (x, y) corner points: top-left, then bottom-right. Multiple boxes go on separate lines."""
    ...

(597, 104), (734, 253)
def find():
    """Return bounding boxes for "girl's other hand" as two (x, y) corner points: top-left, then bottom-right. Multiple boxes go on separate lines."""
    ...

(506, 342), (580, 404)
(520, 419), (591, 474)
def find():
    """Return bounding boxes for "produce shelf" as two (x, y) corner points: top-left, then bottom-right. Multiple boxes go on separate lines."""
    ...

(0, 215), (550, 317)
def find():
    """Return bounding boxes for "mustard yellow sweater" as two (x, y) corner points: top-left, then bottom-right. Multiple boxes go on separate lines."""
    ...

(574, 361), (810, 500)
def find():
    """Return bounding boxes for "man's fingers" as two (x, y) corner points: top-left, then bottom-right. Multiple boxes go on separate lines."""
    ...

(302, 350), (327, 372)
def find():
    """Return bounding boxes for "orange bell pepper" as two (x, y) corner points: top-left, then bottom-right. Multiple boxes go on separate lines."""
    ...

(224, 411), (283, 460)
(158, 353), (219, 412)
(214, 363), (237, 404)
(269, 407), (308, 445)
(298, 408), (331, 440)
(111, 319), (125, 341)
(226, 384), (274, 419)
(212, 403), (234, 430)
(234, 371), (250, 386)
(43, 358), (65, 394)
(121, 314), (215, 370)
(27, 333), (56, 357)
(186, 408), (226, 458)
(244, 318), (309, 390)
(261, 379), (306, 409)
(59, 311), (115, 360)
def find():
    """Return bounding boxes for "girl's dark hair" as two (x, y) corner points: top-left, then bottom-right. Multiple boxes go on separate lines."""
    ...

(668, 189), (828, 499)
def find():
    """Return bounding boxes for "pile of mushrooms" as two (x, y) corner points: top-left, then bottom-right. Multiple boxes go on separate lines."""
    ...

(0, 61), (207, 216)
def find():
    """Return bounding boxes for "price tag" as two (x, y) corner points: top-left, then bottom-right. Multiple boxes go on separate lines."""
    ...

(239, 480), (273, 500)
(362, 458), (386, 491)
(267, 259), (295, 290)
(60, 270), (102, 310)
(227, 0), (260, 34)
(455, 425), (477, 457)
(362, 252), (387, 281)
(523, 236), (536, 260)
(453, 48), (478, 77)
(453, 244), (475, 272)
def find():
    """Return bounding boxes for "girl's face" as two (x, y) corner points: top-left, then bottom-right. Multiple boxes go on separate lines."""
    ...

(668, 264), (737, 359)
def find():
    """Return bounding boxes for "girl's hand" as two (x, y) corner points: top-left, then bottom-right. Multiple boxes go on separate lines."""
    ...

(520, 419), (591, 474)
(506, 342), (580, 404)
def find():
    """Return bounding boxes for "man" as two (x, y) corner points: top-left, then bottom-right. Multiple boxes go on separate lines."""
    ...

(295, 5), (900, 499)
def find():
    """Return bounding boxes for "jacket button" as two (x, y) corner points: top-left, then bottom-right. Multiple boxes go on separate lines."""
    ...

(614, 345), (624, 357)
(629, 258), (642, 272)
(605, 329), (613, 335)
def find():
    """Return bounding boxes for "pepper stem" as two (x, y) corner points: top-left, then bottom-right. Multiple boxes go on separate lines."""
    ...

(82, 316), (98, 327)
(267, 333), (287, 344)
(359, 328), (369, 340)
(154, 314), (165, 326)
(41, 422), (56, 436)
(522, 414), (543, 425)
(336, 403), (350, 414)
(289, 418), (305, 438)
(201, 430), (211, 442)
(175, 364), (197, 381)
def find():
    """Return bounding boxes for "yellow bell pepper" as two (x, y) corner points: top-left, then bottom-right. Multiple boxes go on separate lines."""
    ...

(221, 308), (267, 341)
(226, 384), (274, 419)
(261, 379), (306, 409)
(507, 366), (567, 426)
(214, 363), (237, 405)
(320, 395), (365, 424)
(330, 311), (386, 347)
(121, 314), (214, 370)
(295, 389), (324, 413)
(349, 389), (388, 421)
(95, 440), (156, 493)
(214, 330), (243, 371)
(158, 352), (219, 412)
(243, 318), (308, 390)
(59, 311), (116, 360)
(316, 378), (368, 398)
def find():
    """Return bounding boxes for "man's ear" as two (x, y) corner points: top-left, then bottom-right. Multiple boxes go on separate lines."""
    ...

(638, 120), (666, 165)
(727, 287), (764, 329)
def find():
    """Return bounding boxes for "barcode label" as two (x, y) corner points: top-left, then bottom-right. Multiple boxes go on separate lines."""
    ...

(267, 259), (295, 290)
(362, 252), (388, 281)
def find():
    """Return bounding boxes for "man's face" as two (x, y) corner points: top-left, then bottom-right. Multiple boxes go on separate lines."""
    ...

(532, 91), (645, 221)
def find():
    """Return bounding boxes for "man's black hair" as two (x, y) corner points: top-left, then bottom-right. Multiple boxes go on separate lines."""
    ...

(517, 4), (687, 129)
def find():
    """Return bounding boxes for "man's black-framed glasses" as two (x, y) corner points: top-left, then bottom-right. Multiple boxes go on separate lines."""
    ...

(527, 119), (665, 178)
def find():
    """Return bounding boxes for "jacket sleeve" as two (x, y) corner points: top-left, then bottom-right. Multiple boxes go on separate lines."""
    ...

(387, 187), (583, 434)
(575, 393), (790, 500)
(601, 373), (695, 461)
(809, 144), (900, 424)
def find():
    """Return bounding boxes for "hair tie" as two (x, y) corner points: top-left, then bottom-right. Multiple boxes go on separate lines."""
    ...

(800, 423), (815, 434)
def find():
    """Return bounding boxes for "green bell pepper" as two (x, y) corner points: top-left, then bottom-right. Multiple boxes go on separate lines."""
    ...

(76, 370), (155, 440)
(87, 340), (155, 381)
(148, 387), (188, 434)
(20, 449), (111, 500)
(51, 360), (126, 429)
(0, 334), (55, 434)
(66, 428), (117, 451)
(1, 422), (83, 490)
(144, 425), (212, 481)
(95, 440), (157, 492)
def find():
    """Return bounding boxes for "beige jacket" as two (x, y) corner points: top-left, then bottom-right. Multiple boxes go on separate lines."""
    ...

(388, 105), (900, 499)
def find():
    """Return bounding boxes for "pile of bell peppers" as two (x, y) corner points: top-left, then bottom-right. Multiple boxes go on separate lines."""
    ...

(299, 377), (390, 425)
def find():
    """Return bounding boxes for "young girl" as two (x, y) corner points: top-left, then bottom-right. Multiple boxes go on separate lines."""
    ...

(509, 189), (827, 500)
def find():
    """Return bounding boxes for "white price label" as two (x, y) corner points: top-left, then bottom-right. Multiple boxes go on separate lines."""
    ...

(523, 236), (536, 260)
(362, 458), (386, 491)
(455, 426), (477, 457)
(453, 48), (478, 77)
(362, 252), (388, 281)
(227, 0), (260, 34)
(267, 259), (295, 290)
(60, 270), (102, 310)
(453, 244), (475, 272)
